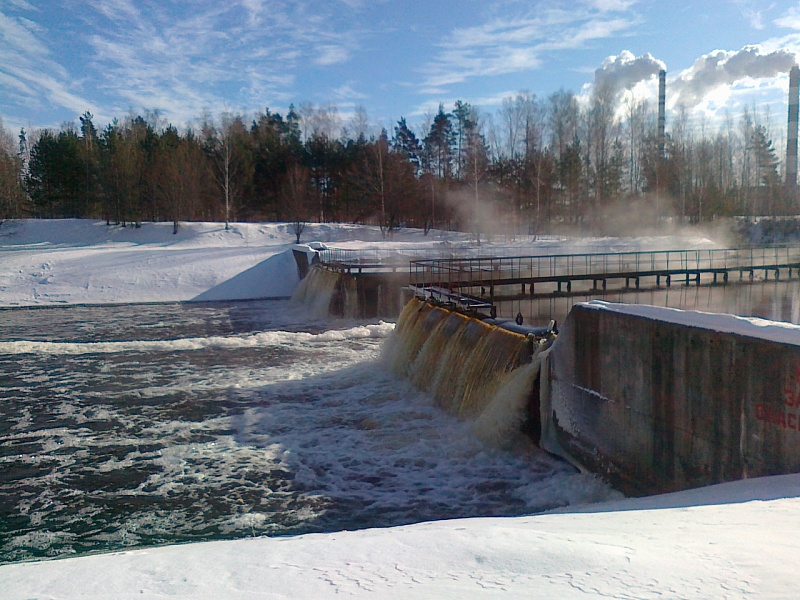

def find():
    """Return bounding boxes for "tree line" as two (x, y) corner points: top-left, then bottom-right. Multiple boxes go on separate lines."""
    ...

(0, 87), (796, 238)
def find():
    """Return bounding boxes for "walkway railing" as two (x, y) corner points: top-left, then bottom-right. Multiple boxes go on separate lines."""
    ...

(410, 246), (800, 304)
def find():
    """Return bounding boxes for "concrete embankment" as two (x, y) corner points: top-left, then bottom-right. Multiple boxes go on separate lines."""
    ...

(542, 301), (800, 496)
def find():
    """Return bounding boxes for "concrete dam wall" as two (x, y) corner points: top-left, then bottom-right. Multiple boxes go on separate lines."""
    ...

(292, 263), (407, 319)
(543, 301), (800, 496)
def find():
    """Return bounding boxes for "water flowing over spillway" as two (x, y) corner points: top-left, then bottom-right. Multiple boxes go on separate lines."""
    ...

(384, 297), (548, 445)
(291, 265), (360, 318)
(291, 265), (341, 317)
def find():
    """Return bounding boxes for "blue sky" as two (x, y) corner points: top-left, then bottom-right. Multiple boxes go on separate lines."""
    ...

(3, 0), (800, 137)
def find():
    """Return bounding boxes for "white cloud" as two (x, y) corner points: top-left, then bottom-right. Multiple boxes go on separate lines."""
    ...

(7, 0), (37, 10)
(315, 45), (350, 66)
(240, 0), (266, 26)
(593, 51), (665, 99)
(65, 1), (365, 124)
(0, 12), (49, 57)
(0, 0), (376, 128)
(332, 84), (367, 101)
(775, 6), (800, 30)
(746, 9), (765, 30)
(0, 10), (96, 120)
(584, 0), (637, 12)
(419, 2), (640, 91)
(669, 45), (797, 109)
(88, 0), (141, 25)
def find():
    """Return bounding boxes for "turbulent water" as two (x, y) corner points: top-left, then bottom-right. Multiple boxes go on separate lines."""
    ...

(0, 300), (615, 564)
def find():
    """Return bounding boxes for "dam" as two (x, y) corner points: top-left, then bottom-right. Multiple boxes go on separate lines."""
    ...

(294, 243), (800, 325)
(294, 243), (800, 496)
(542, 301), (800, 495)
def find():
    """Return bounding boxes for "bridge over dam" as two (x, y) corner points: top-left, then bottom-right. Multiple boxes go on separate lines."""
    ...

(410, 246), (800, 305)
(295, 244), (800, 324)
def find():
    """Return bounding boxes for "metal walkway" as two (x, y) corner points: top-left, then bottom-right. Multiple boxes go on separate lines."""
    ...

(409, 247), (800, 307)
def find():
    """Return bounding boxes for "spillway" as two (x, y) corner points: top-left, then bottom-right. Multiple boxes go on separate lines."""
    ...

(292, 264), (405, 318)
(384, 296), (800, 497)
(295, 248), (800, 497)
(383, 297), (556, 445)
(292, 265), (358, 318)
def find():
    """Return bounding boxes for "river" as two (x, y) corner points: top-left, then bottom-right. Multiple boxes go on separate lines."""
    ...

(0, 299), (613, 564)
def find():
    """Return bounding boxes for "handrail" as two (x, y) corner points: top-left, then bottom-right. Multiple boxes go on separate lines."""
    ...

(410, 246), (800, 292)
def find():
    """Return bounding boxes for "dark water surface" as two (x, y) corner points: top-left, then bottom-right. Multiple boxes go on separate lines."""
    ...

(0, 300), (610, 564)
(497, 278), (800, 328)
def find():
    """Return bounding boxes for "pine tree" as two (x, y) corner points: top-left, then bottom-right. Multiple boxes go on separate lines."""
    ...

(393, 117), (421, 174)
(424, 105), (454, 180)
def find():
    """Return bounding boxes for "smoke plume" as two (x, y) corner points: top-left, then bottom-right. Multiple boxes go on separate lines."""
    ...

(670, 45), (797, 108)
(593, 51), (666, 99)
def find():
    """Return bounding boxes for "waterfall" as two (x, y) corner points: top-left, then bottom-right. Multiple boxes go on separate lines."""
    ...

(385, 298), (550, 445)
(293, 263), (409, 319)
(292, 265), (362, 318)
(340, 275), (360, 318)
(472, 360), (541, 448)
(291, 266), (341, 317)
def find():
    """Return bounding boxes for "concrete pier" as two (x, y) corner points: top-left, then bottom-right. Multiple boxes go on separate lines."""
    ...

(542, 302), (800, 496)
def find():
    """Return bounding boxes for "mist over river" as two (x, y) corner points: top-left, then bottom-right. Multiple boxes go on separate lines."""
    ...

(0, 299), (614, 564)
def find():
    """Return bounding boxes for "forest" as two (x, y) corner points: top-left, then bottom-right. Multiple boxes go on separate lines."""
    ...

(0, 83), (795, 238)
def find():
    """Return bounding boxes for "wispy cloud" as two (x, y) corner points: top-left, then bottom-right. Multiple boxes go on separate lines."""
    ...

(91, 0), (141, 24)
(586, 0), (637, 11)
(419, 1), (641, 90)
(65, 0), (367, 125)
(0, 8), (100, 122)
(331, 83), (368, 101)
(775, 5), (800, 30)
(0, 0), (370, 127)
(7, 0), (37, 10)
(315, 45), (351, 66)
(410, 90), (522, 119)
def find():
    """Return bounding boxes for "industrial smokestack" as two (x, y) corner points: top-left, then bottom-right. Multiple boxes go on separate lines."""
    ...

(786, 65), (799, 189)
(658, 70), (666, 158)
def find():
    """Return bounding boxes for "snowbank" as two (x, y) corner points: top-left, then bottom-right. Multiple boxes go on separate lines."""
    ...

(585, 300), (800, 346)
(2, 474), (799, 598)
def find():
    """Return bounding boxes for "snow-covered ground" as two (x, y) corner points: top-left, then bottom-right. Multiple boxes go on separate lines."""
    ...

(0, 219), (721, 307)
(3, 474), (800, 598)
(2, 219), (799, 598)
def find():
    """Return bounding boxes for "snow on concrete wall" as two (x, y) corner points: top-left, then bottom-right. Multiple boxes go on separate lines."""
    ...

(543, 301), (800, 496)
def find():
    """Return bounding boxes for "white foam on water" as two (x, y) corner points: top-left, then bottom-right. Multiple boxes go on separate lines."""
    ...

(1, 300), (619, 564)
(0, 322), (395, 356)
(231, 352), (618, 518)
